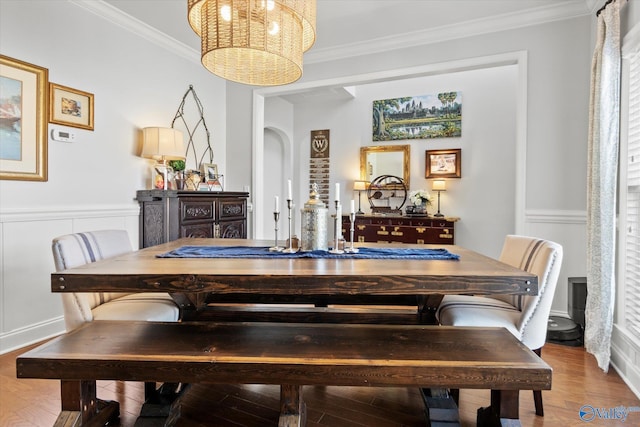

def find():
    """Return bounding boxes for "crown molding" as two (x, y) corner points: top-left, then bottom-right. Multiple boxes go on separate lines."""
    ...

(69, 0), (591, 67)
(68, 0), (200, 64)
(306, 1), (591, 64)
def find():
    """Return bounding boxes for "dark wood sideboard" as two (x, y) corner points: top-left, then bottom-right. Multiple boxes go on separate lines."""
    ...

(136, 190), (249, 248)
(341, 215), (459, 245)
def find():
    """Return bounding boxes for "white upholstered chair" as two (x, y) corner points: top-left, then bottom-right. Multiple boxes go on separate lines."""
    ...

(52, 230), (180, 331)
(436, 235), (563, 417)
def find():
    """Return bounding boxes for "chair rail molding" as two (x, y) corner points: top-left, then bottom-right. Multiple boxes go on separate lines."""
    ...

(0, 204), (140, 223)
(525, 209), (587, 224)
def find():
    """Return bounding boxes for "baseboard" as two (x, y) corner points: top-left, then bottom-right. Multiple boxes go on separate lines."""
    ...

(611, 324), (640, 400)
(0, 317), (65, 355)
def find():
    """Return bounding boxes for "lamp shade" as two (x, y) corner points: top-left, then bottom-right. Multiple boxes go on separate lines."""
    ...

(353, 180), (369, 191)
(432, 180), (446, 191)
(187, 0), (316, 86)
(141, 127), (185, 161)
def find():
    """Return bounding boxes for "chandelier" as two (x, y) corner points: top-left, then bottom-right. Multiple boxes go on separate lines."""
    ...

(187, 0), (316, 86)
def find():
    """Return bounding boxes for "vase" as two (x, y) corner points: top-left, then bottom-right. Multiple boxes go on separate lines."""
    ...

(174, 171), (185, 190)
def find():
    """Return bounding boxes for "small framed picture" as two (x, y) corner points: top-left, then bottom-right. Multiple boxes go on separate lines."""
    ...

(49, 83), (94, 130)
(425, 149), (461, 178)
(200, 163), (218, 180)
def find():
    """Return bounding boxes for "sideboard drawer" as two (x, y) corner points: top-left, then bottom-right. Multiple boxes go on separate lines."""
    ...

(181, 199), (214, 222)
(425, 227), (455, 244)
(431, 220), (455, 228)
(218, 199), (246, 220)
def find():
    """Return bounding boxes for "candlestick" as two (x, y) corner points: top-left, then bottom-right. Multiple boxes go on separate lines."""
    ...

(269, 211), (284, 252)
(282, 198), (298, 253)
(344, 211), (359, 253)
(329, 200), (344, 254)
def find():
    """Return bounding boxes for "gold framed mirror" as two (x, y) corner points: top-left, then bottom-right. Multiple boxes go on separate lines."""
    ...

(360, 144), (410, 189)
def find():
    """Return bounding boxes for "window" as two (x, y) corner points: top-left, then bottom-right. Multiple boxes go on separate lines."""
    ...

(621, 31), (640, 339)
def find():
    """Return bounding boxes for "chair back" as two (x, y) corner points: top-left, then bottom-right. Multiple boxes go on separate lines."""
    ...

(490, 235), (563, 349)
(52, 230), (133, 330)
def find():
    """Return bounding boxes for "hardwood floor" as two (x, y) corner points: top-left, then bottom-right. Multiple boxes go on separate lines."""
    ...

(2, 341), (639, 426)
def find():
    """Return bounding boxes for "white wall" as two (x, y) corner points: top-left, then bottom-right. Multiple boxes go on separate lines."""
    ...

(0, 0), (226, 352)
(287, 66), (517, 258)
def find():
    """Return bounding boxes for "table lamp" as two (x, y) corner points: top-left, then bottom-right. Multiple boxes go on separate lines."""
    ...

(141, 127), (185, 190)
(432, 180), (446, 218)
(353, 180), (369, 214)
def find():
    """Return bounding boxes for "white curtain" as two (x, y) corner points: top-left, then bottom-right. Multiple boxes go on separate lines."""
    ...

(586, 0), (622, 372)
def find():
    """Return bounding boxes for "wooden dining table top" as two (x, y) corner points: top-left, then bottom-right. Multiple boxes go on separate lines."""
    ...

(51, 238), (538, 297)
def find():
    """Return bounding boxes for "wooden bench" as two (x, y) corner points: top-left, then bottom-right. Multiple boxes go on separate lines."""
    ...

(16, 321), (551, 427)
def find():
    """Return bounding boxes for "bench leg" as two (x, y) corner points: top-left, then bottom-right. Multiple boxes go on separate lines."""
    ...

(477, 390), (521, 427)
(279, 384), (306, 427)
(56, 380), (119, 427)
(421, 388), (460, 426)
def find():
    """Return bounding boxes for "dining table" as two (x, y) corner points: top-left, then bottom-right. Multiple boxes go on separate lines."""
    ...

(51, 237), (538, 323)
(47, 237), (544, 426)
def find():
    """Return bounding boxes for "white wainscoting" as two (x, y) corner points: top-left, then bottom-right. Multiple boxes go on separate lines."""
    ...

(524, 209), (587, 319)
(611, 324), (640, 399)
(0, 204), (139, 354)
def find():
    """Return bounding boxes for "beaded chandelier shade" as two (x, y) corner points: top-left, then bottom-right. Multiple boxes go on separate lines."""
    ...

(187, 0), (316, 86)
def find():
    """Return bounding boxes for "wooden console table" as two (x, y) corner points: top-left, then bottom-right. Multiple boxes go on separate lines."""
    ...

(342, 214), (459, 245)
(136, 190), (249, 248)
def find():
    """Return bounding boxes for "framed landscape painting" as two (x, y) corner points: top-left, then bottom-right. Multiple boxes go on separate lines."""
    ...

(0, 55), (48, 181)
(373, 92), (462, 141)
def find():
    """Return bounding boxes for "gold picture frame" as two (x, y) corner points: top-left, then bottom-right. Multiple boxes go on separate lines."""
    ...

(425, 149), (461, 178)
(0, 54), (49, 181)
(49, 82), (94, 130)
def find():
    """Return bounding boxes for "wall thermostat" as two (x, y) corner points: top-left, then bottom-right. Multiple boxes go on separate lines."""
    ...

(51, 128), (76, 142)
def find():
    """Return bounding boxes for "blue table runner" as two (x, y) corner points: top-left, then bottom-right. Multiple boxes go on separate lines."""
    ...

(157, 246), (459, 260)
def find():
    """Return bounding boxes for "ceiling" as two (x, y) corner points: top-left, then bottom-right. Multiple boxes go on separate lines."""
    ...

(98, 0), (595, 102)
(102, 0), (595, 55)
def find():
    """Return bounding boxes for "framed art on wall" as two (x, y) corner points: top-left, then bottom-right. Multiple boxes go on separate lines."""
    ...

(49, 83), (94, 130)
(373, 92), (462, 141)
(425, 149), (461, 178)
(0, 54), (49, 181)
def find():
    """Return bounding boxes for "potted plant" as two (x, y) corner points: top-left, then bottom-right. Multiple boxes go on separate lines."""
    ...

(169, 160), (186, 190)
(408, 189), (432, 214)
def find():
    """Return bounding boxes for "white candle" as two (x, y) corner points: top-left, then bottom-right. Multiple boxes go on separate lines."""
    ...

(335, 183), (340, 202)
(274, 196), (279, 213)
(287, 180), (292, 200)
(350, 199), (355, 214)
